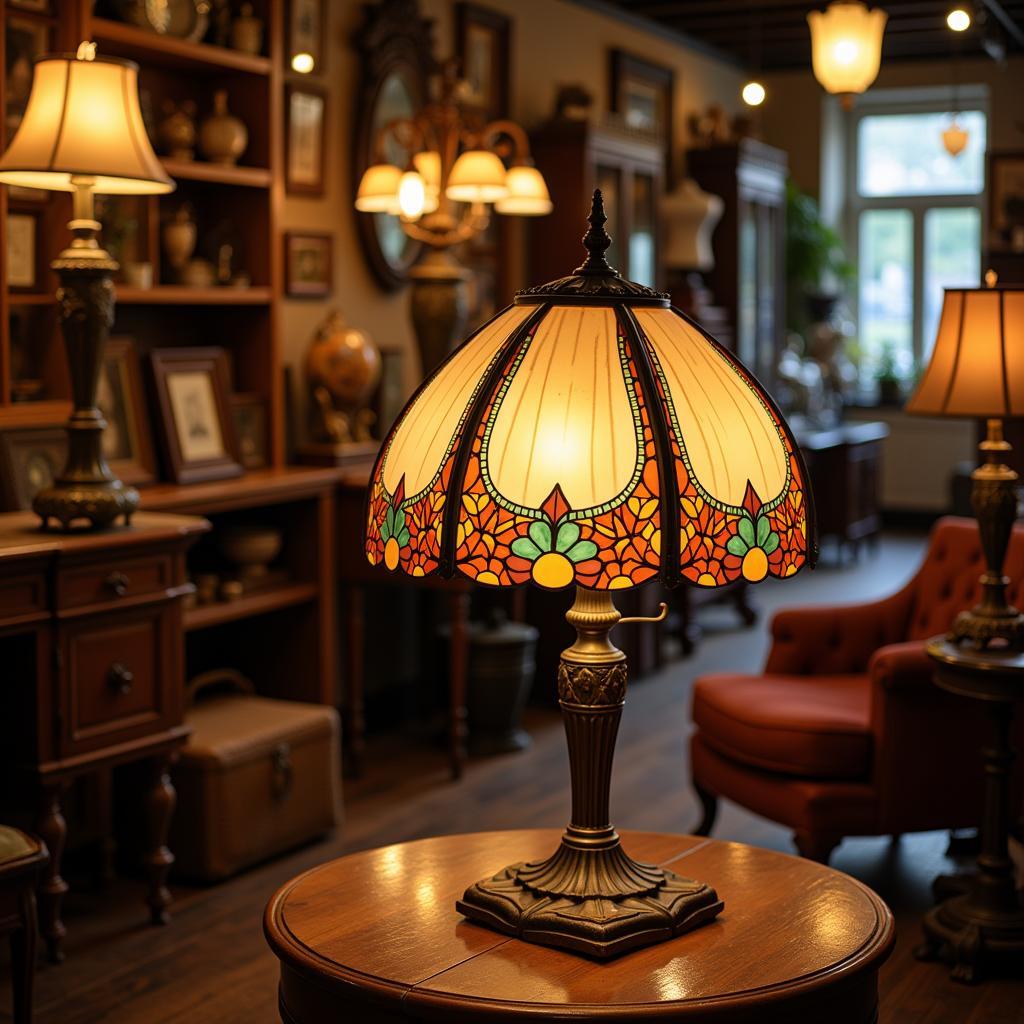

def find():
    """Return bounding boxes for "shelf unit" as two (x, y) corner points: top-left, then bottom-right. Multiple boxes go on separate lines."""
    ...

(0, 2), (337, 707)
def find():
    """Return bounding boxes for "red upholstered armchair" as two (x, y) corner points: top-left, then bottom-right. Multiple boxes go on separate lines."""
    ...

(690, 517), (1024, 864)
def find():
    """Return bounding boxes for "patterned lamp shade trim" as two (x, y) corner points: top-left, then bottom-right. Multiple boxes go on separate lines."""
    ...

(365, 298), (816, 591)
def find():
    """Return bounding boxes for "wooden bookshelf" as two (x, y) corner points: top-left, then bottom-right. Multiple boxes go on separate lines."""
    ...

(0, 3), (337, 706)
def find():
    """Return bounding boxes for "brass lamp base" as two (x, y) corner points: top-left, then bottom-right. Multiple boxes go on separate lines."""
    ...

(34, 479), (138, 532)
(949, 419), (1024, 651)
(457, 588), (723, 959)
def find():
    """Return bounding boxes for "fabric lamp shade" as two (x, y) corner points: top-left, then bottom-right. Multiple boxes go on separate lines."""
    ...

(366, 192), (815, 592)
(906, 288), (1024, 418)
(446, 149), (508, 203)
(0, 53), (171, 194)
(807, 1), (887, 99)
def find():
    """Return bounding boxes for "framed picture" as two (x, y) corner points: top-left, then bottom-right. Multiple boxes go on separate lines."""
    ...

(0, 426), (65, 511)
(286, 84), (326, 196)
(288, 0), (324, 75)
(150, 348), (243, 484)
(6, 211), (37, 289)
(455, 3), (511, 119)
(230, 392), (268, 469)
(609, 50), (674, 171)
(98, 338), (158, 486)
(285, 232), (332, 297)
(988, 152), (1024, 248)
(5, 17), (48, 145)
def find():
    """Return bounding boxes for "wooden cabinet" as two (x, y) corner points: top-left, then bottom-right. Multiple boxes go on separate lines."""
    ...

(687, 140), (787, 387)
(529, 120), (664, 289)
(0, 511), (207, 961)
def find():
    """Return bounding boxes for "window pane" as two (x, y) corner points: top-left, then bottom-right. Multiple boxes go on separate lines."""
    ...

(857, 111), (986, 197)
(630, 173), (656, 287)
(859, 208), (913, 375)
(923, 207), (980, 357)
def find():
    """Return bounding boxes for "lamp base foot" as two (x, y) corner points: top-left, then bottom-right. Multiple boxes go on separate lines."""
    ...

(34, 480), (139, 531)
(948, 608), (1024, 652)
(457, 846), (723, 959)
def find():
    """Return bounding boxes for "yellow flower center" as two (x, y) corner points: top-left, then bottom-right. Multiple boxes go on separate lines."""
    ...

(384, 536), (401, 571)
(531, 551), (575, 589)
(741, 547), (768, 583)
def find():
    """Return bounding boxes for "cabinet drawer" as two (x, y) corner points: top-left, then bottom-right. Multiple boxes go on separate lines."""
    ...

(59, 553), (175, 612)
(0, 571), (47, 626)
(61, 604), (181, 757)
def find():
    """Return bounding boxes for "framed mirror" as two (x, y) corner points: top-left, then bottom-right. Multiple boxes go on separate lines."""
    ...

(352, 0), (435, 291)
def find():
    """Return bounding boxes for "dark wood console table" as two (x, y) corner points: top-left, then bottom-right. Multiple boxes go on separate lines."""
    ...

(265, 830), (894, 1023)
(0, 511), (208, 962)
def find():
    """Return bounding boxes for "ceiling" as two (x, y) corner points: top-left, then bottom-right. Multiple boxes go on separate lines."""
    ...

(593, 1), (1024, 69)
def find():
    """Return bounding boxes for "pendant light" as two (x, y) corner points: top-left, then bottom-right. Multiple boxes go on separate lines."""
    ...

(807, 1), (888, 109)
(942, 6), (970, 157)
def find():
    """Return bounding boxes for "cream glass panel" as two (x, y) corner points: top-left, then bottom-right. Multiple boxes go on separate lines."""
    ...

(381, 305), (531, 497)
(636, 308), (787, 508)
(487, 306), (640, 510)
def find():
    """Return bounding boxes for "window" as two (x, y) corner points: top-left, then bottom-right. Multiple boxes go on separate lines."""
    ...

(847, 92), (986, 379)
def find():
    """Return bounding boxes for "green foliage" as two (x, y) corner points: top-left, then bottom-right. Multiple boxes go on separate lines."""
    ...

(785, 180), (854, 294)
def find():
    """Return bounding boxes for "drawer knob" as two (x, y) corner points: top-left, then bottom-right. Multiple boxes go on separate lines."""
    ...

(108, 663), (134, 695)
(105, 571), (130, 597)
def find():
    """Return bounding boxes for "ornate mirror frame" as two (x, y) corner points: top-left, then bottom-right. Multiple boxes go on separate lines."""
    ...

(352, 0), (436, 291)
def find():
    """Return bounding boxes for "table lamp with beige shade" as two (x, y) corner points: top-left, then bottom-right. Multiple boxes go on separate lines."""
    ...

(0, 43), (174, 529)
(906, 276), (1024, 649)
(364, 191), (817, 958)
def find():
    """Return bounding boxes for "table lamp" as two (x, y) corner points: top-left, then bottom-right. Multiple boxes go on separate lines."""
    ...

(0, 44), (174, 529)
(365, 191), (816, 958)
(906, 279), (1024, 649)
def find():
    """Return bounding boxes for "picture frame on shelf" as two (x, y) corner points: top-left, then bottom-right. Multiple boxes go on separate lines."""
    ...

(150, 347), (243, 484)
(608, 49), (674, 172)
(6, 211), (38, 289)
(286, 84), (326, 196)
(230, 392), (269, 469)
(455, 3), (511, 119)
(988, 151), (1024, 251)
(98, 338), (158, 487)
(285, 232), (332, 297)
(288, 0), (325, 75)
(0, 426), (65, 512)
(5, 16), (48, 145)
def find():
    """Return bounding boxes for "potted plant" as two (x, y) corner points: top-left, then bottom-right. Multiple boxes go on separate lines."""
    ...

(785, 180), (855, 333)
(875, 340), (905, 406)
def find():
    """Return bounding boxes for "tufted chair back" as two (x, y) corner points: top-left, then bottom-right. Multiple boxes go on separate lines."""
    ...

(902, 517), (1024, 641)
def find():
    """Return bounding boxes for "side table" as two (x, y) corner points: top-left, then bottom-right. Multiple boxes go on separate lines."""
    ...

(265, 830), (894, 1023)
(916, 639), (1024, 982)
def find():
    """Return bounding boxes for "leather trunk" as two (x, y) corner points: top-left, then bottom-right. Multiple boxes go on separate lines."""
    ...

(170, 694), (342, 880)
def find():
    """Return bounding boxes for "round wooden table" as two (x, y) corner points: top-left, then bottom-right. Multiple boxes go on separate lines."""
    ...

(264, 830), (894, 1022)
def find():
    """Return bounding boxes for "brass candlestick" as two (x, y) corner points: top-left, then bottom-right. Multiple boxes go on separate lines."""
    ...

(456, 587), (723, 958)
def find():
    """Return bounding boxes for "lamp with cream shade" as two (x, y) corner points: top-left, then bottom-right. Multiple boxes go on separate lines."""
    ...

(364, 191), (816, 958)
(0, 44), (174, 528)
(906, 281), (1024, 648)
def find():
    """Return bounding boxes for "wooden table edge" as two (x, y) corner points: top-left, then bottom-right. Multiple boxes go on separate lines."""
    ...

(264, 832), (896, 1018)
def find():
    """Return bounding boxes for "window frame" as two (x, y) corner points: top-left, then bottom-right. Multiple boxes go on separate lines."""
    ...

(844, 86), (989, 368)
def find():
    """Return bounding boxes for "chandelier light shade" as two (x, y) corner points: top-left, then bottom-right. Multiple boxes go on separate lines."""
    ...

(943, 120), (969, 157)
(366, 193), (814, 593)
(445, 148), (508, 203)
(807, 0), (888, 106)
(494, 163), (553, 215)
(0, 50), (173, 195)
(354, 162), (403, 213)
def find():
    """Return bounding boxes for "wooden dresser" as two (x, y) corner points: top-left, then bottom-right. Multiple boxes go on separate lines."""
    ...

(0, 511), (208, 963)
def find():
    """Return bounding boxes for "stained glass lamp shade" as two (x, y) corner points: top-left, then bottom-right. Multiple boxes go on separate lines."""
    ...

(364, 192), (816, 959)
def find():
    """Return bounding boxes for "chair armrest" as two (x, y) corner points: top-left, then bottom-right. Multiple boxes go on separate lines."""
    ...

(869, 640), (936, 691)
(766, 592), (909, 675)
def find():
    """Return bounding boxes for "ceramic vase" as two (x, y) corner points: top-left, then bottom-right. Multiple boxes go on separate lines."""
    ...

(157, 99), (197, 161)
(199, 90), (248, 167)
(230, 3), (264, 54)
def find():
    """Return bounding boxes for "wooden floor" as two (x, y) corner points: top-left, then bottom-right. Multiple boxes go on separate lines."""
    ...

(3, 532), (1024, 1023)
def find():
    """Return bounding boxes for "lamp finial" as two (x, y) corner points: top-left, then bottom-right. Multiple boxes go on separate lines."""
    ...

(577, 188), (615, 276)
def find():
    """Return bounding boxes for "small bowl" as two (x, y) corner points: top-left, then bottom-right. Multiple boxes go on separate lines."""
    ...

(219, 525), (282, 580)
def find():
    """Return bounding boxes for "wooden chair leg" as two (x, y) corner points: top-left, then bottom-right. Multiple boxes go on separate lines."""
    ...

(793, 830), (841, 864)
(11, 887), (38, 1024)
(693, 784), (718, 836)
